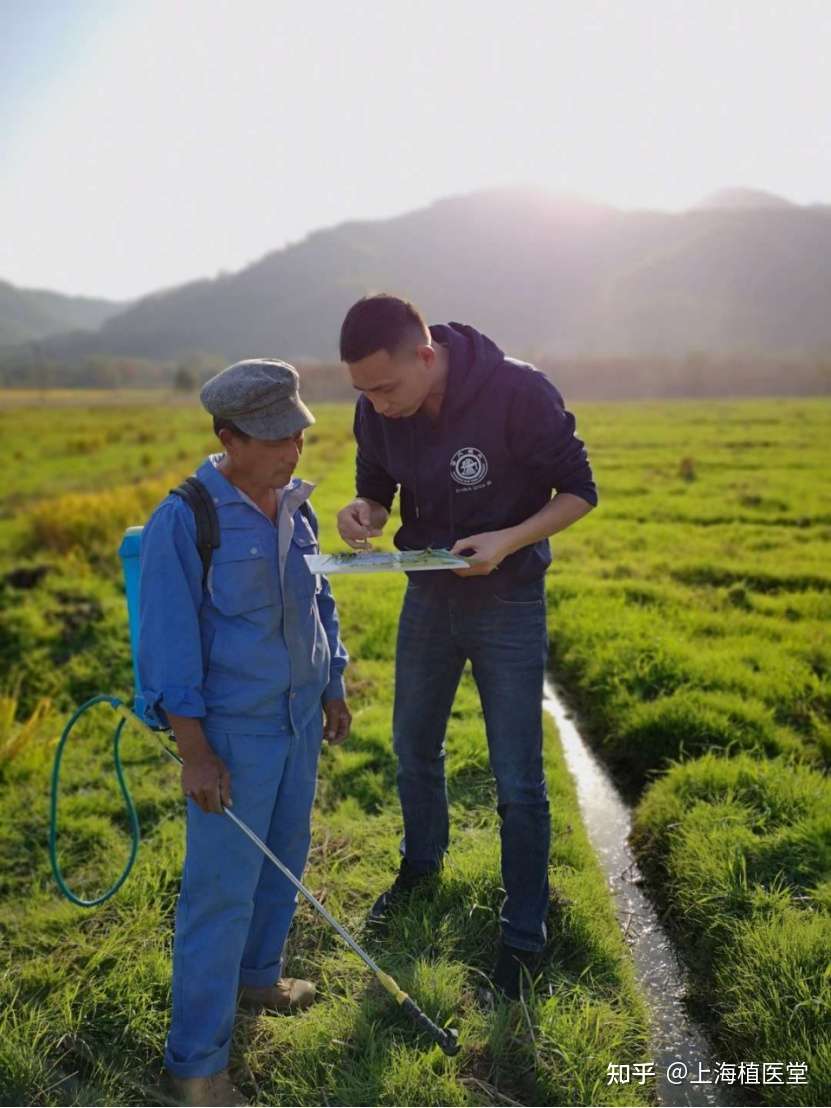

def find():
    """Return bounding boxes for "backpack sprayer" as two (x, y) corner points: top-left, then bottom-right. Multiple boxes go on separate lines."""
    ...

(48, 486), (460, 1057)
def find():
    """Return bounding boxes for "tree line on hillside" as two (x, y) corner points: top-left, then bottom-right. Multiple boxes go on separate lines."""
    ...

(1, 347), (829, 400)
(536, 350), (831, 400)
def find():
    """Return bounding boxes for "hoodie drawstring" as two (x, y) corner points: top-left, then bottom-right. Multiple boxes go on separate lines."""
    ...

(448, 465), (457, 549)
(409, 422), (420, 522)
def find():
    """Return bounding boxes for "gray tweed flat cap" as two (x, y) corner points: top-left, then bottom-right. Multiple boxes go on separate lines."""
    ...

(200, 358), (315, 440)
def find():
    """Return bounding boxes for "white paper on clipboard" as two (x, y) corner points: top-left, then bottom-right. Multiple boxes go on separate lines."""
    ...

(303, 548), (471, 575)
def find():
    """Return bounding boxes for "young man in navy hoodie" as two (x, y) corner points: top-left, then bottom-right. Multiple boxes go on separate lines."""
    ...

(336, 294), (598, 999)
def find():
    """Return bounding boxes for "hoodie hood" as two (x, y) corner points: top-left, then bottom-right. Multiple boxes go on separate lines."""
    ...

(428, 322), (506, 417)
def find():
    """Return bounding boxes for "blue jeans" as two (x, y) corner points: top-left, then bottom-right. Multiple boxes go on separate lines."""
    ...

(393, 576), (551, 952)
(164, 714), (323, 1078)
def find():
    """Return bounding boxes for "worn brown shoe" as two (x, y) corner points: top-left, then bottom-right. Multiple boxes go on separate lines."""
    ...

(238, 976), (316, 1013)
(163, 1067), (248, 1107)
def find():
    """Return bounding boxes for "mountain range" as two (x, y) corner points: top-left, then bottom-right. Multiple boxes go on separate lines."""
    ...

(3, 186), (831, 363)
(0, 280), (123, 347)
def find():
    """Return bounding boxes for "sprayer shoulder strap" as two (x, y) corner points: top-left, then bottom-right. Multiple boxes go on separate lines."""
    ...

(297, 497), (315, 533)
(169, 476), (221, 591)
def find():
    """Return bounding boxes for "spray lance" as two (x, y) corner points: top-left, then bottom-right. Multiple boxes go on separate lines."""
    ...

(48, 526), (460, 1058)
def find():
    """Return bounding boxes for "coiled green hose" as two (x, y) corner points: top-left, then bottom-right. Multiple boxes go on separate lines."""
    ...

(49, 694), (141, 907)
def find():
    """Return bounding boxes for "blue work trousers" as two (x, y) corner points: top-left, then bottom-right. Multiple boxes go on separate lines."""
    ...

(393, 576), (551, 952)
(164, 714), (323, 1077)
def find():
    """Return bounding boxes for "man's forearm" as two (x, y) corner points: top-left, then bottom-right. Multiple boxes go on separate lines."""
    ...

(167, 713), (213, 762)
(502, 493), (594, 556)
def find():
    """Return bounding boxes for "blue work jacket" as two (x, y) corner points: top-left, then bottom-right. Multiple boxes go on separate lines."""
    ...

(137, 455), (348, 737)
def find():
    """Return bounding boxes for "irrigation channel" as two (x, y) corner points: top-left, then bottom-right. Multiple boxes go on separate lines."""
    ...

(543, 677), (734, 1108)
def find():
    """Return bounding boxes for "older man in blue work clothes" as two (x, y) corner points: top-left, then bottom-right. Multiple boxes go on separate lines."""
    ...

(138, 360), (350, 1108)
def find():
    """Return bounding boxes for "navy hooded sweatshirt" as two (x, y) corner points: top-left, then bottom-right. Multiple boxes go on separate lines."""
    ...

(353, 322), (598, 602)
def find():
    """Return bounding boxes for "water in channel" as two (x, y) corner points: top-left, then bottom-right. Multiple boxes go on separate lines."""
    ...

(543, 677), (735, 1108)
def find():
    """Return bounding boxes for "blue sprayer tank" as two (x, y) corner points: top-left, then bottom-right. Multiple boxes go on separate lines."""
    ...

(117, 525), (155, 725)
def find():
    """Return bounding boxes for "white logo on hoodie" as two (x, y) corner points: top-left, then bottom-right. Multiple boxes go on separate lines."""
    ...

(450, 447), (489, 487)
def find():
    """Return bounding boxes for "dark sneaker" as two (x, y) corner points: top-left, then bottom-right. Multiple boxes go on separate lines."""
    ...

(162, 1067), (248, 1106)
(368, 858), (438, 924)
(491, 943), (542, 1001)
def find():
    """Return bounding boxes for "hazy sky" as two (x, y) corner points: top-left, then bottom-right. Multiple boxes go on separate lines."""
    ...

(2, 0), (829, 300)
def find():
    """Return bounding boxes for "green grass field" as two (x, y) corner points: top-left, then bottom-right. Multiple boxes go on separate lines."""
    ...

(545, 398), (831, 1104)
(0, 393), (829, 1106)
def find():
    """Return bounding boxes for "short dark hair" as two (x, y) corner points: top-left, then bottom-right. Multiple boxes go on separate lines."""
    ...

(339, 294), (429, 363)
(212, 415), (251, 441)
